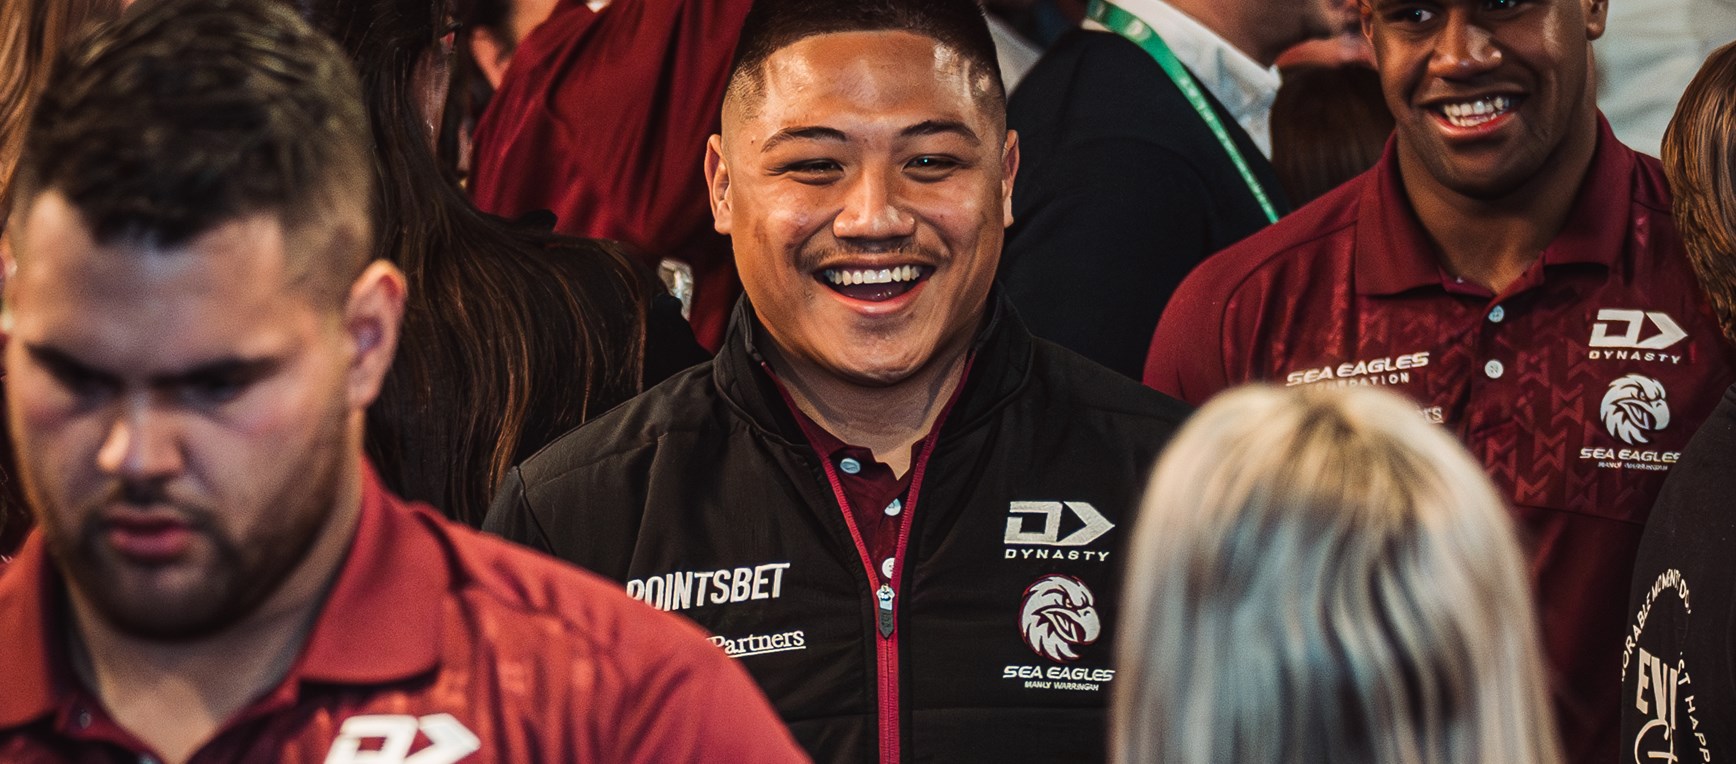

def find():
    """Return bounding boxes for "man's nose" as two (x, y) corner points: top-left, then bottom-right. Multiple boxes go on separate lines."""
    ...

(1430, 12), (1503, 78)
(833, 167), (917, 242)
(96, 400), (186, 484)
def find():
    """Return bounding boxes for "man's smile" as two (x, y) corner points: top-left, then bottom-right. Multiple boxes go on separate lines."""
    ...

(816, 264), (934, 302)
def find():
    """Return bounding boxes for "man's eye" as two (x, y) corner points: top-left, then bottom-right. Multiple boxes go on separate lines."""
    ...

(775, 160), (843, 183)
(50, 369), (114, 401)
(181, 376), (247, 406)
(1389, 7), (1437, 23)
(1483, 0), (1522, 9)
(906, 156), (962, 178)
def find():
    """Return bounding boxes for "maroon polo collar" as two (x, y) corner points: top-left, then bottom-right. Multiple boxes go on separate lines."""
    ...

(0, 461), (446, 730)
(1354, 116), (1635, 296)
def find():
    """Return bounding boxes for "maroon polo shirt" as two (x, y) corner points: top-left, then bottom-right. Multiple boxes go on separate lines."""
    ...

(469, 0), (751, 350)
(764, 361), (973, 586)
(0, 463), (807, 763)
(1145, 117), (1736, 762)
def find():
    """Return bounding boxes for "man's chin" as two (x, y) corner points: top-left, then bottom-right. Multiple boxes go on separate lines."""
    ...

(62, 544), (261, 642)
(828, 362), (925, 389)
(81, 581), (252, 642)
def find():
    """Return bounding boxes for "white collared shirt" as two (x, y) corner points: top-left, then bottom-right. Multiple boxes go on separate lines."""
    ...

(1085, 0), (1281, 157)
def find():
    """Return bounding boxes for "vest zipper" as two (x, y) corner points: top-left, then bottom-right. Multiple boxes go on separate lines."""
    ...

(814, 431), (943, 764)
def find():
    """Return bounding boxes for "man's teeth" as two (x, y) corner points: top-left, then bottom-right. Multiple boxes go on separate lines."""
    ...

(823, 265), (924, 286)
(1440, 96), (1515, 127)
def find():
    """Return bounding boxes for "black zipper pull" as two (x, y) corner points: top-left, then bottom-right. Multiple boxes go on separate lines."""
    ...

(876, 584), (896, 638)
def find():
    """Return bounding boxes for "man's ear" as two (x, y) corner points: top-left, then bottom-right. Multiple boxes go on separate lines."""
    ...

(1359, 0), (1376, 45)
(1583, 0), (1609, 39)
(1001, 130), (1021, 229)
(466, 27), (514, 90)
(705, 134), (733, 235)
(342, 260), (407, 411)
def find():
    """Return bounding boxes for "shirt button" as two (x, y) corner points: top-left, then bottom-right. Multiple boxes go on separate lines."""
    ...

(140, 756), (160, 764)
(881, 557), (896, 578)
(1488, 305), (1505, 323)
(884, 498), (903, 516)
(1484, 360), (1505, 379)
(839, 457), (862, 475)
(75, 708), (91, 729)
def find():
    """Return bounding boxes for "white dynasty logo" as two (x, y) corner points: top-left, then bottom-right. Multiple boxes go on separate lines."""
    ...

(1020, 575), (1102, 663)
(1590, 309), (1687, 350)
(1601, 374), (1671, 446)
(323, 714), (479, 764)
(1004, 502), (1115, 547)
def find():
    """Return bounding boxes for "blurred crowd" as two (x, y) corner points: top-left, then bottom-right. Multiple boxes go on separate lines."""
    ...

(1, 0), (1734, 761)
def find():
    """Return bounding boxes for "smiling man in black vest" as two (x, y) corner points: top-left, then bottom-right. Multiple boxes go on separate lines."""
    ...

(482, 0), (1190, 761)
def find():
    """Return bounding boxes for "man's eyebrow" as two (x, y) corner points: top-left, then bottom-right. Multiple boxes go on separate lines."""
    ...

(155, 357), (281, 388)
(900, 119), (980, 145)
(761, 126), (848, 153)
(25, 343), (280, 387)
(26, 344), (121, 386)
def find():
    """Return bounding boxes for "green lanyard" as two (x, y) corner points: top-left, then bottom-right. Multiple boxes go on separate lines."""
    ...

(1087, 0), (1281, 224)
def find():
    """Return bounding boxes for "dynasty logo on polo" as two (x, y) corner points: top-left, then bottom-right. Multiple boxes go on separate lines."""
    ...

(323, 714), (480, 764)
(1588, 309), (1688, 364)
(1003, 501), (1114, 561)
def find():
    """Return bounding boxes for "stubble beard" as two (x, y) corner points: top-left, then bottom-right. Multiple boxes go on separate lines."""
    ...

(33, 402), (352, 643)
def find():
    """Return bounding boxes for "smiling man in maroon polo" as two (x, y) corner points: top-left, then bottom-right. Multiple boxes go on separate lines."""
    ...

(0, 1), (806, 761)
(483, 1), (1190, 761)
(1144, 0), (1736, 758)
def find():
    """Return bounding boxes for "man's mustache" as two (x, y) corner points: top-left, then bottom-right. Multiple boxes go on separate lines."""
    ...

(797, 241), (942, 272)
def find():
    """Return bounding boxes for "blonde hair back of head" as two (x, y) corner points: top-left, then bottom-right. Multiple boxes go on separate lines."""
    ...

(1113, 384), (1561, 764)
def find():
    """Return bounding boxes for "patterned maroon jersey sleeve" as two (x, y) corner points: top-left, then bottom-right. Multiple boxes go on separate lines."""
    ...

(1144, 263), (1232, 405)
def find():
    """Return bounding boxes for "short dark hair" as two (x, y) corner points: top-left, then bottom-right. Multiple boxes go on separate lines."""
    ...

(1665, 40), (1736, 348)
(725, 0), (1004, 119)
(14, 0), (372, 255)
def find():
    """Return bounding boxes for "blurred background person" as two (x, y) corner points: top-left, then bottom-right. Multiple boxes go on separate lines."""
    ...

(1623, 40), (1736, 757)
(1268, 63), (1393, 207)
(463, 0), (752, 351)
(0, 0), (119, 223)
(1594, 0), (1736, 157)
(0, 0), (121, 558)
(288, 0), (705, 527)
(1115, 385), (1561, 764)
(999, 0), (1355, 379)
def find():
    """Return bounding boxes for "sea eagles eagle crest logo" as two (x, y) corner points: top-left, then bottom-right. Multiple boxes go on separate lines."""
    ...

(1601, 374), (1671, 445)
(1019, 575), (1101, 663)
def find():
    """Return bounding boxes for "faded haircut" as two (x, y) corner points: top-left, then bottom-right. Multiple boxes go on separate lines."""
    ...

(13, 0), (374, 295)
(1664, 40), (1736, 348)
(724, 0), (1005, 124)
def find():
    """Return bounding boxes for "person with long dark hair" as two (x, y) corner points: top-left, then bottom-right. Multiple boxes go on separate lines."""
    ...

(0, 0), (123, 557)
(284, 0), (706, 526)
(1622, 40), (1736, 756)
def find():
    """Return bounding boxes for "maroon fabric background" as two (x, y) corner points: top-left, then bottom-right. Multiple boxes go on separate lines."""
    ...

(469, 0), (752, 351)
